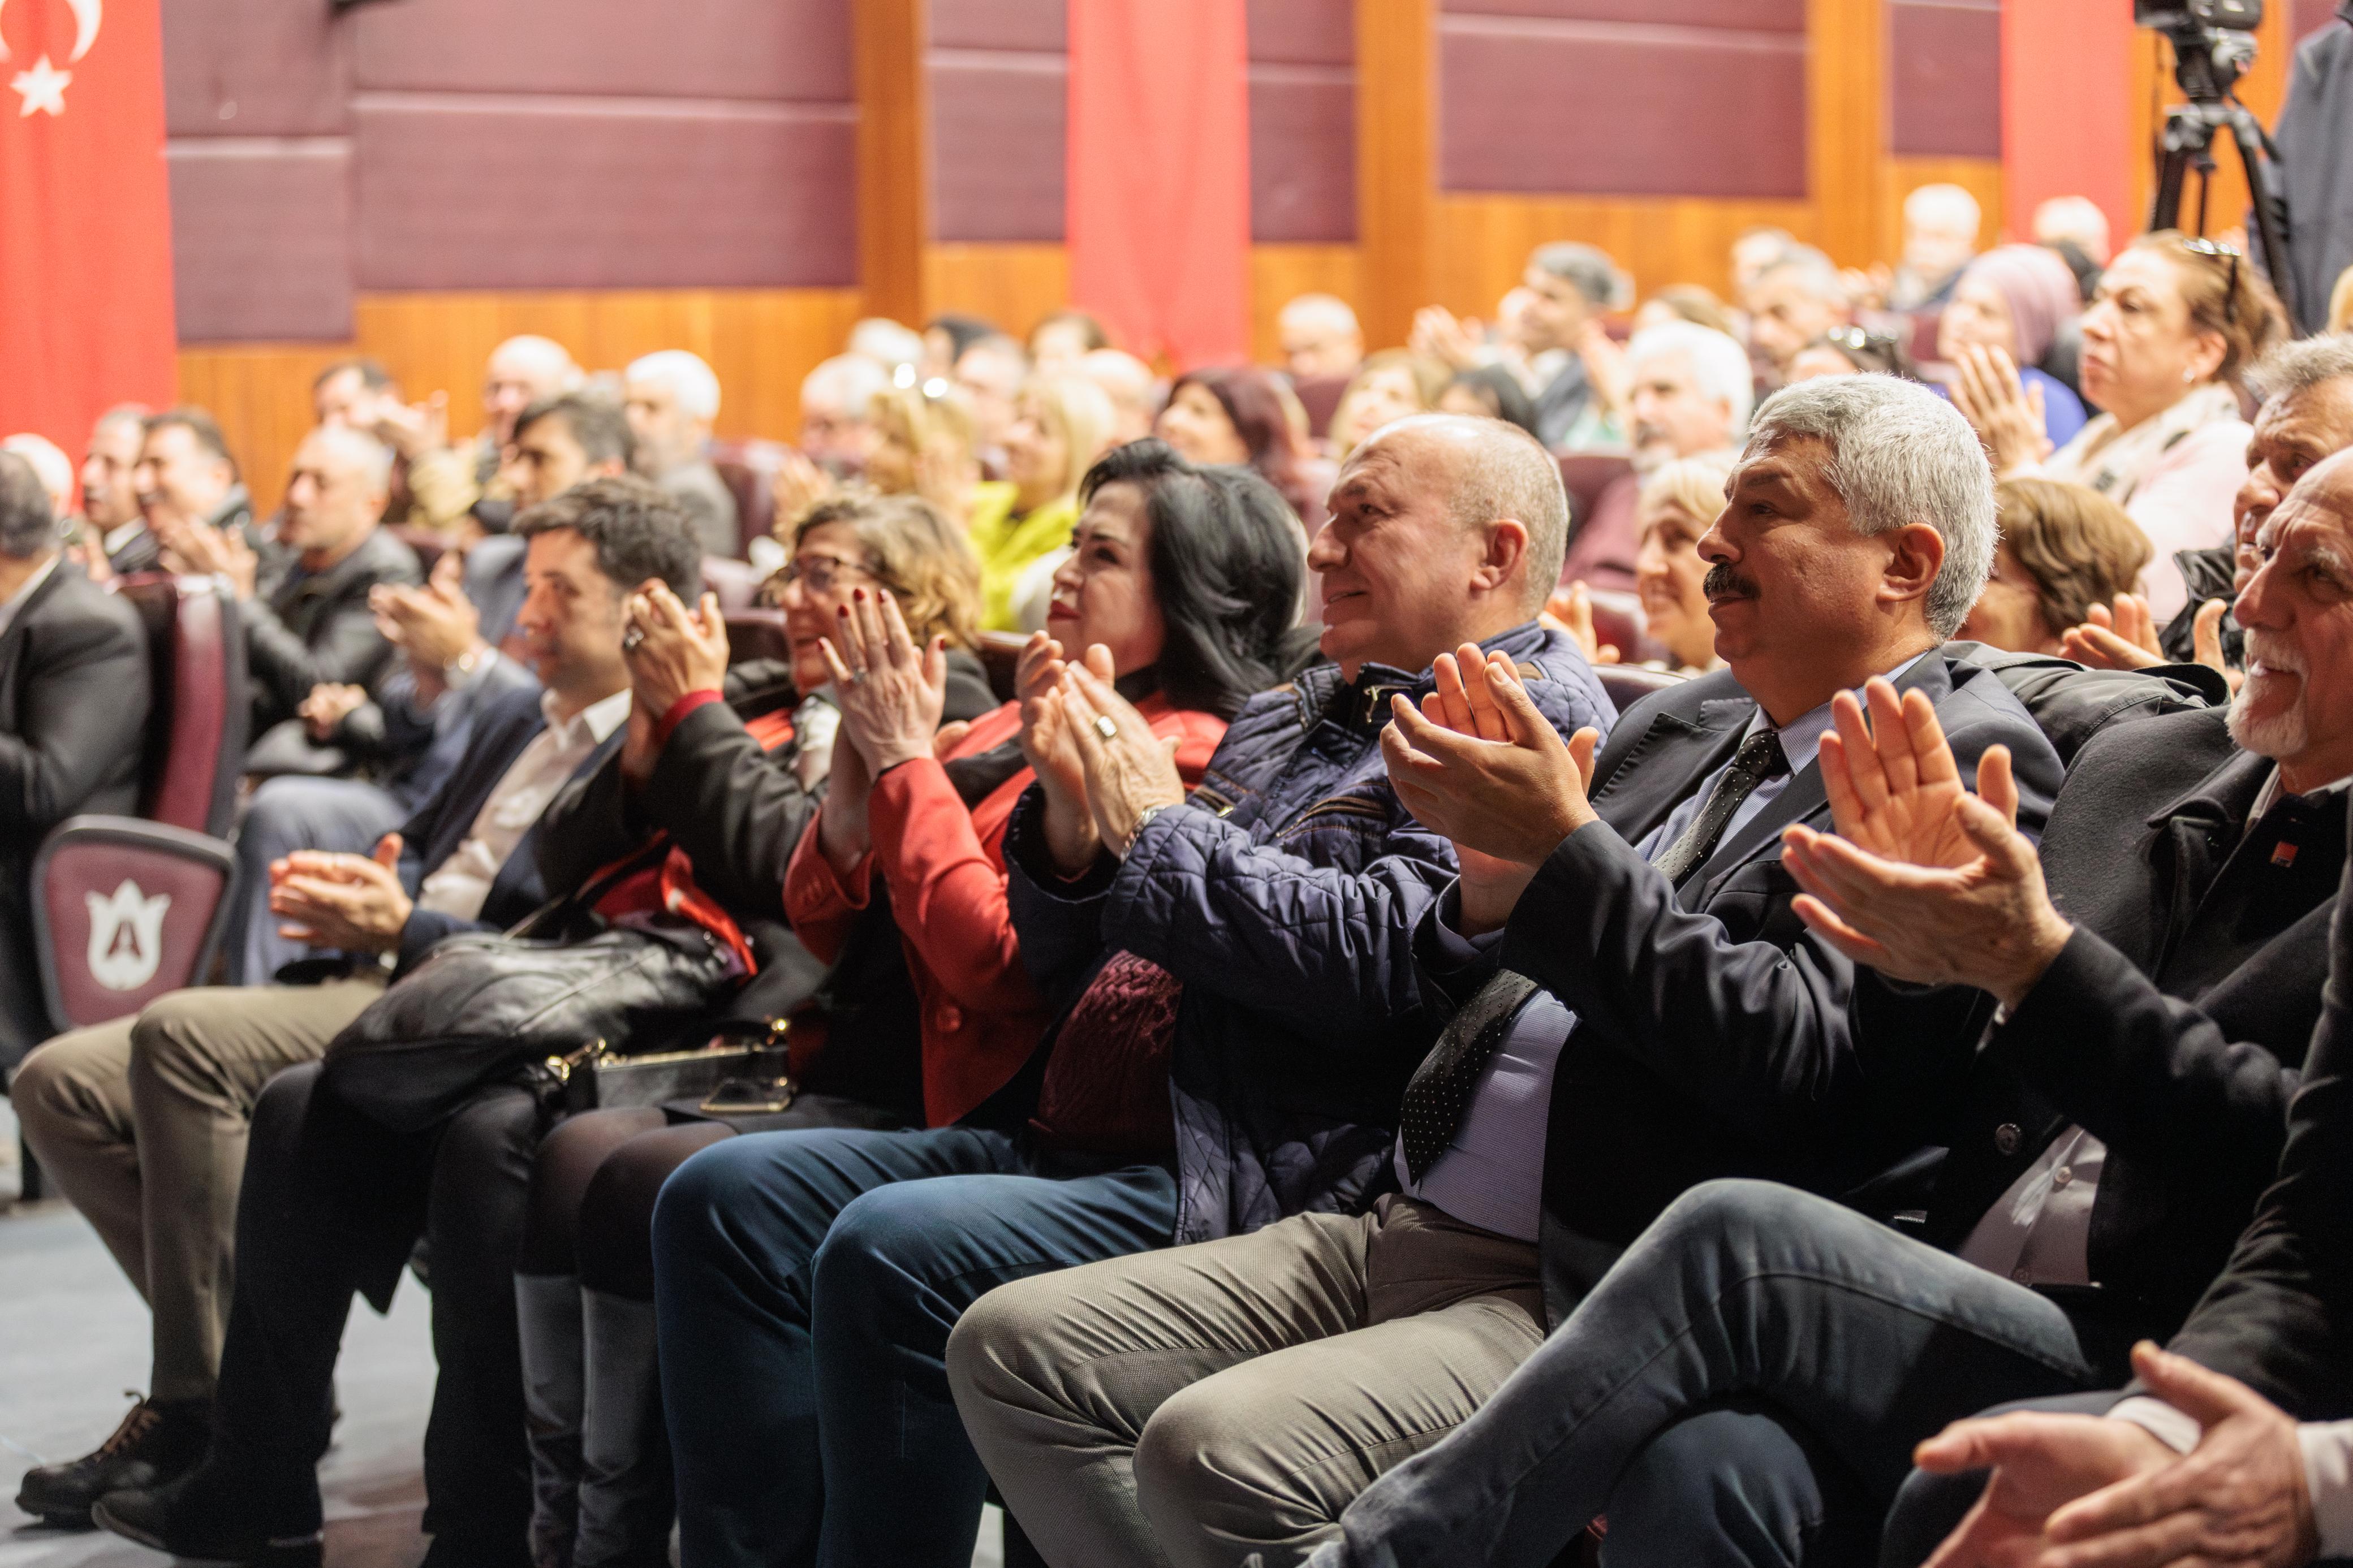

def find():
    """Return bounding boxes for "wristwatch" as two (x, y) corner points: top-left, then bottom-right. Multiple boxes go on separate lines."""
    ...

(445, 642), (489, 686)
(1119, 804), (1170, 861)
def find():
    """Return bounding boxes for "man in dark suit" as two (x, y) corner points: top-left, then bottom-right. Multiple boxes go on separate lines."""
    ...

(12, 478), (696, 1537)
(74, 405), (157, 576)
(948, 375), (2065, 1568)
(0, 451), (149, 1065)
(1282, 453), (2353, 1568)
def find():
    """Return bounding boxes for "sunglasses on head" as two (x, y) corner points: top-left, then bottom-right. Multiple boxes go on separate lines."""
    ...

(2180, 237), (2243, 326)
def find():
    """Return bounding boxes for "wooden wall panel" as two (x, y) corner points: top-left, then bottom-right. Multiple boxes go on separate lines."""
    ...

(179, 288), (862, 514)
(855, 0), (927, 323)
(1251, 245), (1364, 364)
(1882, 155), (2006, 259)
(1430, 194), (1818, 317)
(922, 244), (1072, 341)
(1809, 0), (1889, 266)
(1356, 0), (1438, 348)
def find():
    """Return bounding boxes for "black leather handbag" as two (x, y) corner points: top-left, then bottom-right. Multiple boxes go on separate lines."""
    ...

(534, 1017), (797, 1117)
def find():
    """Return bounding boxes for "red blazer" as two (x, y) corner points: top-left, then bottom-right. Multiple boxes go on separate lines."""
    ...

(783, 695), (1227, 1126)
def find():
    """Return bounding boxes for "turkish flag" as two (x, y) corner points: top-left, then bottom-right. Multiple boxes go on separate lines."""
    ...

(1066, 0), (1251, 371)
(0, 0), (176, 463)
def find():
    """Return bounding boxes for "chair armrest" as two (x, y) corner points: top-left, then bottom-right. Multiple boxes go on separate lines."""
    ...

(33, 815), (239, 1035)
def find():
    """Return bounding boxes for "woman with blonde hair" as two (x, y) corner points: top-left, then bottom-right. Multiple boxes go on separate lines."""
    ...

(973, 374), (1118, 632)
(1960, 477), (2154, 655)
(1326, 349), (1453, 456)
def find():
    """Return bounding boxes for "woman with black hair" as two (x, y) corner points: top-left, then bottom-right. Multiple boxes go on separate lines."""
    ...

(518, 442), (1301, 1568)
(1437, 364), (1544, 442)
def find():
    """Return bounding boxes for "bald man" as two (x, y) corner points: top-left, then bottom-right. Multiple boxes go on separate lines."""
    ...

(1280, 293), (1366, 382)
(479, 334), (584, 481)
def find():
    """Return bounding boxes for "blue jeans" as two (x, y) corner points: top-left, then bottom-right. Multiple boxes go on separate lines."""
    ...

(649, 1125), (1178, 1568)
(1306, 1179), (2102, 1568)
(229, 775), (407, 983)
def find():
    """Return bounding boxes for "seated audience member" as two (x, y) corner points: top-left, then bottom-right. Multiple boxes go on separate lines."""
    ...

(798, 352), (891, 479)
(518, 444), (1282, 1568)
(3, 433), (75, 519)
(624, 351), (739, 559)
(2066, 336), (2353, 683)
(310, 359), (440, 525)
(1279, 293), (1367, 383)
(1559, 321), (1752, 595)
(1415, 243), (1633, 450)
(0, 451), (148, 1068)
(2035, 195), (2113, 292)
(67, 481), (704, 1566)
(79, 405), (154, 574)
(1940, 244), (2092, 457)
(867, 381), (1000, 530)
(476, 335), (585, 485)
(970, 375), (1118, 633)
(849, 317), (927, 379)
(954, 332), (1032, 474)
(1029, 309), (1111, 374)
(947, 376), (2062, 1568)
(157, 425), (422, 752)
(1283, 452), (2353, 1568)
(135, 408), (256, 560)
(1886, 183), (1984, 312)
(1155, 365), (1323, 521)
(1788, 325), (1915, 383)
(1749, 249), (1858, 386)
(1631, 284), (1740, 339)
(1987, 231), (2287, 621)
(224, 390), (637, 984)
(1438, 366), (1542, 441)
(1076, 348), (1160, 445)
(923, 313), (1000, 381)
(652, 414), (1610, 1568)
(1731, 226), (1805, 308)
(1626, 454), (1737, 674)
(1328, 351), (1451, 457)
(1958, 478), (2152, 656)
(14, 478), (687, 1540)
(1900, 849), (2353, 1568)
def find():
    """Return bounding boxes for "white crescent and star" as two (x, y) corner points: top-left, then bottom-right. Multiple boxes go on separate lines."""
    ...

(2, 0), (102, 118)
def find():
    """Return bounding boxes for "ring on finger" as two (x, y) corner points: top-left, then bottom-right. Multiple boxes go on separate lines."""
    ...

(847, 669), (868, 686)
(1093, 715), (1118, 741)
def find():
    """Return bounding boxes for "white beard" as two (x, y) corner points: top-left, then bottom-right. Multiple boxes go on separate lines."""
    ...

(2228, 671), (2309, 761)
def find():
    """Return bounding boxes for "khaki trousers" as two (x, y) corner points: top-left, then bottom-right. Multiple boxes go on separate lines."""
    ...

(11, 977), (386, 1403)
(946, 1195), (1546, 1568)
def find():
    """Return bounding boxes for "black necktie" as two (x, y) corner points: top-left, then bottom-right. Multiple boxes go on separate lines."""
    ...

(1399, 969), (1538, 1184)
(1650, 728), (1790, 887)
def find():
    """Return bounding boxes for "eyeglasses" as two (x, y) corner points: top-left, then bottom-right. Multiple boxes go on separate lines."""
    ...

(765, 552), (878, 601)
(1823, 325), (1898, 355)
(2180, 237), (2243, 326)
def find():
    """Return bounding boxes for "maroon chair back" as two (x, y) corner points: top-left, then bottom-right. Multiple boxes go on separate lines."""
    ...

(1557, 452), (1636, 528)
(723, 608), (793, 667)
(390, 525), (447, 580)
(703, 556), (764, 614)
(710, 438), (794, 556)
(112, 574), (246, 837)
(34, 821), (237, 1032)
(1597, 664), (1687, 712)
(1907, 311), (1944, 370)
(976, 632), (1025, 704)
(1291, 375), (1351, 440)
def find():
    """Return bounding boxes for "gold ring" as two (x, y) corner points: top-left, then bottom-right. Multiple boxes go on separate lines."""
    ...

(1093, 715), (1118, 740)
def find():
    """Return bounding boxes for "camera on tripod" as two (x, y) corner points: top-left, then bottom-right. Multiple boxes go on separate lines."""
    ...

(2137, 0), (2262, 100)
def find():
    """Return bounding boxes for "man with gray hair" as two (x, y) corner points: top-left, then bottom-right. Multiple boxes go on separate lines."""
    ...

(1417, 242), (1634, 450)
(799, 352), (890, 476)
(1560, 320), (1756, 590)
(624, 349), (739, 557)
(949, 378), (2062, 1567)
(1889, 182), (1983, 312)
(1278, 292), (1366, 383)
(0, 448), (149, 1065)
(1747, 246), (1855, 383)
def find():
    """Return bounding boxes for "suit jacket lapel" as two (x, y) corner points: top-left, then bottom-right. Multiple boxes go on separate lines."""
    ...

(0, 564), (74, 714)
(1590, 696), (1751, 850)
(480, 723), (628, 919)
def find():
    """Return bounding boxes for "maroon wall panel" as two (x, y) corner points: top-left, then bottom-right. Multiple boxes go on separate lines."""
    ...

(353, 102), (856, 290)
(1248, 0), (1355, 242)
(1440, 0), (1805, 31)
(1440, 11), (1807, 198)
(930, 54), (1070, 243)
(932, 0), (1068, 54)
(1889, 0), (2000, 158)
(162, 0), (348, 137)
(2296, 0), (2347, 41)
(349, 0), (850, 102)
(171, 145), (355, 341)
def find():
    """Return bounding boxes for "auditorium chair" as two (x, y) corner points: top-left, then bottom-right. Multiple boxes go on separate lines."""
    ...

(1556, 451), (1635, 529)
(1597, 663), (1687, 711)
(723, 608), (793, 668)
(702, 555), (764, 613)
(977, 630), (1026, 703)
(1290, 374), (1351, 442)
(710, 437), (795, 556)
(390, 524), (447, 580)
(30, 574), (248, 1036)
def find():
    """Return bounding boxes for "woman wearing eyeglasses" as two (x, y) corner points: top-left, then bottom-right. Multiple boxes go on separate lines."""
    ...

(507, 491), (998, 1568)
(1970, 230), (2287, 620)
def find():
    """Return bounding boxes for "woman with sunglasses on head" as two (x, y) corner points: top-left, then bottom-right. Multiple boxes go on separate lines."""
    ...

(1970, 230), (2287, 621)
(1785, 323), (1917, 383)
(510, 491), (997, 1568)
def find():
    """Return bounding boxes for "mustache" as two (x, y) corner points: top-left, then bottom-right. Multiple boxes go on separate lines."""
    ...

(2242, 632), (2305, 675)
(1703, 563), (1758, 602)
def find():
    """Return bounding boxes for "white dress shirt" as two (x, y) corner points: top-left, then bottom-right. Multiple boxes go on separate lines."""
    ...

(412, 686), (632, 922)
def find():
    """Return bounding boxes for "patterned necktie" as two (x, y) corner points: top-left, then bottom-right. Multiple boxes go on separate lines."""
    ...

(1398, 969), (1539, 1184)
(1650, 727), (1790, 887)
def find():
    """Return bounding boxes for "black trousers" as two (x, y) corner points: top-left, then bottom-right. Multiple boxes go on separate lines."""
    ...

(214, 1060), (544, 1565)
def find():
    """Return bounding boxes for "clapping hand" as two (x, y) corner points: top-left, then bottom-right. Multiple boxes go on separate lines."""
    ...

(268, 833), (413, 954)
(1059, 662), (1185, 861)
(299, 683), (368, 742)
(1018, 632), (1110, 873)
(161, 519), (258, 601)
(1949, 344), (2053, 477)
(1381, 644), (1602, 933)
(1543, 580), (1623, 667)
(623, 582), (730, 720)
(1779, 677), (2071, 1008)
(816, 719), (876, 873)
(820, 588), (947, 775)
(2060, 594), (2166, 672)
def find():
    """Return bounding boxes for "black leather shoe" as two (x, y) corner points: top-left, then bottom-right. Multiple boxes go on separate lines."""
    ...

(91, 1467), (323, 1567)
(15, 1394), (211, 1528)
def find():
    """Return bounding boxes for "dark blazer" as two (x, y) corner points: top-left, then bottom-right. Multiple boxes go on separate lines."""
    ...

(2153, 800), (2353, 1420)
(389, 683), (623, 975)
(244, 525), (421, 736)
(105, 524), (161, 577)
(1440, 648), (2065, 1325)
(1916, 708), (2339, 1362)
(0, 561), (150, 1062)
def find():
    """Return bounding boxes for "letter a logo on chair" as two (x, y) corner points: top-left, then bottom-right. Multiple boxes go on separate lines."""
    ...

(85, 877), (169, 991)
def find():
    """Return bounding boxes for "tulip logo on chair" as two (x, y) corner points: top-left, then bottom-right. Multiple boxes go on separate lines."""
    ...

(85, 878), (169, 992)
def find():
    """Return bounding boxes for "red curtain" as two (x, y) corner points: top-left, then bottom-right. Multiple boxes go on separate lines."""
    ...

(2002, 0), (2137, 250)
(0, 0), (177, 464)
(1066, 0), (1251, 370)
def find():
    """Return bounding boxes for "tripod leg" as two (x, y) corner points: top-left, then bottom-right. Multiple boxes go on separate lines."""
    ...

(2226, 105), (2299, 326)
